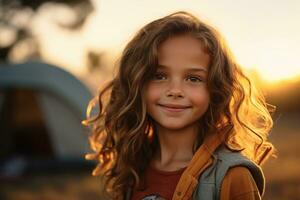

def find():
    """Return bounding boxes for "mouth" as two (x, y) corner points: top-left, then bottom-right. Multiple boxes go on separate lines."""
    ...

(158, 103), (191, 112)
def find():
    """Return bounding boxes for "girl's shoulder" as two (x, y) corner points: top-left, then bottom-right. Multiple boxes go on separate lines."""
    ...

(221, 166), (261, 199)
(193, 146), (264, 200)
(214, 146), (264, 192)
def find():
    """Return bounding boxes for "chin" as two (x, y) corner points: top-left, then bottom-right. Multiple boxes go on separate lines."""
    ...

(157, 121), (191, 131)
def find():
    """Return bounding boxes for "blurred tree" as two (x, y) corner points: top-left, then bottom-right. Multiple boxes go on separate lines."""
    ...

(87, 51), (104, 72)
(0, 0), (94, 62)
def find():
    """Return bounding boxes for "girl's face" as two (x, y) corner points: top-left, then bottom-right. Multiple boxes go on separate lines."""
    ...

(145, 34), (210, 131)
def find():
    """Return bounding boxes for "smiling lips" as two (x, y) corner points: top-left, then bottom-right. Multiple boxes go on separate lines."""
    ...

(158, 103), (191, 112)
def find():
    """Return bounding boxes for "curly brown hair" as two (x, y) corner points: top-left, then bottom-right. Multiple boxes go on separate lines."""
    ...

(82, 11), (275, 198)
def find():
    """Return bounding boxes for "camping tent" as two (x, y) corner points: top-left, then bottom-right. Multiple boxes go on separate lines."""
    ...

(0, 62), (93, 175)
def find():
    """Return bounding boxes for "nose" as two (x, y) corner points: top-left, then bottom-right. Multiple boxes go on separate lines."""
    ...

(165, 79), (184, 98)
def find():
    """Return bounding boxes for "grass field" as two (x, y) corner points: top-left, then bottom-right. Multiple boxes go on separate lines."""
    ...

(262, 113), (300, 200)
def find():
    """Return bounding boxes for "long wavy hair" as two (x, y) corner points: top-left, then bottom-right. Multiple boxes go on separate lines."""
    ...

(82, 11), (275, 198)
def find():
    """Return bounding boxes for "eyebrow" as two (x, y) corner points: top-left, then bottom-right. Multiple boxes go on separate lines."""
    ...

(157, 64), (208, 72)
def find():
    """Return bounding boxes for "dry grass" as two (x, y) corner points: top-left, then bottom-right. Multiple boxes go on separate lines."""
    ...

(262, 113), (300, 200)
(0, 172), (105, 200)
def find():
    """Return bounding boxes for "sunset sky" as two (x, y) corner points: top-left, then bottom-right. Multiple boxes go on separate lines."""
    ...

(31, 0), (300, 83)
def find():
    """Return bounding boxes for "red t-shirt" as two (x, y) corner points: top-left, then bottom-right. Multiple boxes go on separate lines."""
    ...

(131, 165), (186, 200)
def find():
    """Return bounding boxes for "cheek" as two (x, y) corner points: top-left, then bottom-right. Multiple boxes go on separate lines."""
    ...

(190, 89), (210, 108)
(145, 84), (161, 102)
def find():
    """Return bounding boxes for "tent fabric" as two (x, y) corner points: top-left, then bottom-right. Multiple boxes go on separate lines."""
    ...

(0, 62), (92, 119)
(0, 62), (93, 159)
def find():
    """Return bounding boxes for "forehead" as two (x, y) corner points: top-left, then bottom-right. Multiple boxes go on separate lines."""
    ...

(158, 34), (207, 54)
(157, 34), (210, 70)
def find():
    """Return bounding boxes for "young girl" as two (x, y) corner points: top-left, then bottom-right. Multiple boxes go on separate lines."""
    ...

(83, 11), (275, 200)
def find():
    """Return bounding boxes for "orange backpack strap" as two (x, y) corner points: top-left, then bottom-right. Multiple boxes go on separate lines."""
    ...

(172, 133), (224, 200)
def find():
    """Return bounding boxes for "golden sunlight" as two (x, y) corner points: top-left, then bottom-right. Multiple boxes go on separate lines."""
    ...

(26, 0), (300, 85)
(257, 66), (300, 82)
(85, 0), (300, 84)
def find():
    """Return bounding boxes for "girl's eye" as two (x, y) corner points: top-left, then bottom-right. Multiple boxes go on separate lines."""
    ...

(153, 72), (167, 80)
(187, 76), (203, 83)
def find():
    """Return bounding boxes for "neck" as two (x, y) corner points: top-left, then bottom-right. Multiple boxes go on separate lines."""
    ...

(152, 124), (199, 171)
